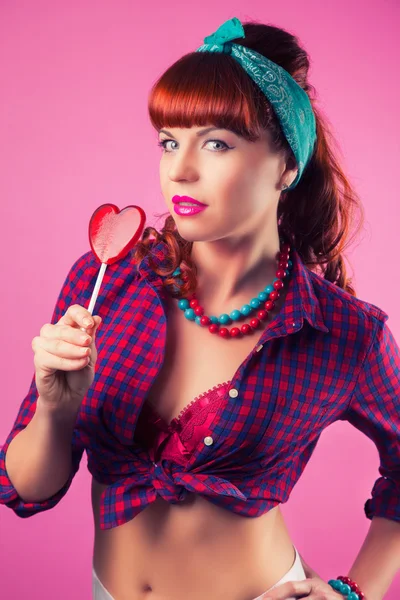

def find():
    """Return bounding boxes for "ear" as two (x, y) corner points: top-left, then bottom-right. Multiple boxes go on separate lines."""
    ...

(279, 155), (298, 189)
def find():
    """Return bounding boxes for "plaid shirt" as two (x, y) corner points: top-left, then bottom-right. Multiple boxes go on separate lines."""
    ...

(1, 240), (399, 530)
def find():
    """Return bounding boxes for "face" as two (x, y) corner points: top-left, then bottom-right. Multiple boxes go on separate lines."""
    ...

(157, 125), (296, 244)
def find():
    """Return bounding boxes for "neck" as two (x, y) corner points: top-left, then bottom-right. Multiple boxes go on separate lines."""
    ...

(190, 226), (282, 311)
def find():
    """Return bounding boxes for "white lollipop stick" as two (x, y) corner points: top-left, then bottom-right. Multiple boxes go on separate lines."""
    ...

(79, 262), (108, 333)
(88, 262), (108, 315)
(79, 263), (107, 331)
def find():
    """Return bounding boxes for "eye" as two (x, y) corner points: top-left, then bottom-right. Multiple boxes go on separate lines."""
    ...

(157, 139), (231, 153)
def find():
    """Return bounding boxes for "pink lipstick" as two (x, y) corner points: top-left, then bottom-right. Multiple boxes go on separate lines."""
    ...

(172, 195), (208, 217)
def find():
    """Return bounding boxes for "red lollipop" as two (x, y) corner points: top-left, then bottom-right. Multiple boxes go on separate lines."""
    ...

(86, 204), (146, 315)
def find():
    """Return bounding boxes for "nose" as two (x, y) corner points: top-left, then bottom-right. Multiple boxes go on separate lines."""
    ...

(166, 147), (199, 183)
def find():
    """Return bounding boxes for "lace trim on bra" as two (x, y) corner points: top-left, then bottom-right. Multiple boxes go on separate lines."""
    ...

(146, 380), (231, 431)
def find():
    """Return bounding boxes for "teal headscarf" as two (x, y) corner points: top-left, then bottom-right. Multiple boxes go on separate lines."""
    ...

(196, 17), (317, 189)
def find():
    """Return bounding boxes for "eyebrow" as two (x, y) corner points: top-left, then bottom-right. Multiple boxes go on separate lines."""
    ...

(158, 127), (234, 138)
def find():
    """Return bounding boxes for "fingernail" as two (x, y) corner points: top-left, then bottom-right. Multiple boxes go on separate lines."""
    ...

(83, 317), (93, 326)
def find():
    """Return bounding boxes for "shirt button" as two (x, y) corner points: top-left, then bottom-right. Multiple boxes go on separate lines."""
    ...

(204, 436), (214, 446)
(255, 344), (263, 352)
(229, 388), (239, 398)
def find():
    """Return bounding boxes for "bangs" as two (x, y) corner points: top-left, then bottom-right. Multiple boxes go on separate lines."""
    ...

(148, 52), (276, 143)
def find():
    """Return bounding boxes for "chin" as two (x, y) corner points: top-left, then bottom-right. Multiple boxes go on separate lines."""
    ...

(171, 219), (205, 240)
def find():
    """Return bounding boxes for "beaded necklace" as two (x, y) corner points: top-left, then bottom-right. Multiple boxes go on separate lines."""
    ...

(171, 236), (292, 339)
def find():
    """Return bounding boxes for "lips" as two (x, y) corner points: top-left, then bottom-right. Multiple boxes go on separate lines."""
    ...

(172, 195), (207, 206)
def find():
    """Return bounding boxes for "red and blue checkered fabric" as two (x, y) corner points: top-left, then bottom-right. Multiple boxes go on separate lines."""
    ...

(1, 239), (399, 529)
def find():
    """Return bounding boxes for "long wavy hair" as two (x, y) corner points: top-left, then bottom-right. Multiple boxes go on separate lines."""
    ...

(132, 20), (365, 298)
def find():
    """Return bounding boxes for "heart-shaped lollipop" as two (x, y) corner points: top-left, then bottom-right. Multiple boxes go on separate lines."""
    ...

(85, 204), (146, 317)
(89, 204), (146, 265)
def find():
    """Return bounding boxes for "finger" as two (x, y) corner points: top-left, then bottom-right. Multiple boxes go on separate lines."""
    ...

(89, 315), (102, 337)
(80, 314), (102, 337)
(39, 323), (93, 347)
(58, 304), (96, 330)
(262, 578), (313, 599)
(32, 336), (92, 361)
(90, 317), (101, 342)
(34, 347), (91, 373)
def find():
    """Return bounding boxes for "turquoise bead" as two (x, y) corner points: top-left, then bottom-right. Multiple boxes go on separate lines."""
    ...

(219, 313), (231, 324)
(178, 299), (190, 310)
(172, 241), (293, 330)
(328, 580), (341, 590)
(250, 298), (260, 309)
(348, 593), (360, 600)
(184, 308), (196, 320)
(230, 309), (241, 320)
(341, 584), (352, 595)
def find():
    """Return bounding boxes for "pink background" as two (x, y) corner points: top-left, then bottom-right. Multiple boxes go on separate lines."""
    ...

(1, 1), (399, 598)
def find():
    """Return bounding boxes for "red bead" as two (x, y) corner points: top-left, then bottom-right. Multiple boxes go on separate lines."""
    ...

(337, 577), (364, 599)
(276, 269), (286, 279)
(194, 306), (204, 316)
(190, 298), (199, 308)
(219, 327), (229, 337)
(249, 318), (260, 329)
(281, 243), (291, 253)
(209, 323), (219, 334)
(278, 260), (289, 269)
(257, 310), (268, 320)
(265, 300), (275, 311)
(241, 323), (251, 334)
(230, 327), (241, 337)
(269, 290), (279, 301)
(200, 316), (210, 326)
(273, 279), (284, 290)
(279, 252), (289, 262)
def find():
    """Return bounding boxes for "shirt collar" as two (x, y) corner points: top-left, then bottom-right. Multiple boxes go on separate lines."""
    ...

(137, 239), (329, 334)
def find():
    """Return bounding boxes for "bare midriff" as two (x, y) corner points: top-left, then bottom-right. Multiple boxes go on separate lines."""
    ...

(92, 483), (295, 600)
(92, 281), (296, 600)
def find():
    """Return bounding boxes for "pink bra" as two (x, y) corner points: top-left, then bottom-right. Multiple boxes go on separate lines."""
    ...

(134, 381), (231, 465)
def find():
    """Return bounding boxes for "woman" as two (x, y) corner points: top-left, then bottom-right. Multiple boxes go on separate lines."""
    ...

(1, 16), (399, 600)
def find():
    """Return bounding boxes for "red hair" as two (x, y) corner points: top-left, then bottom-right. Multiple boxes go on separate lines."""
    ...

(132, 20), (365, 298)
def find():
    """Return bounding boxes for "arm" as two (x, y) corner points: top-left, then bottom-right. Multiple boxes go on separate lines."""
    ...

(298, 518), (400, 600)
(343, 315), (400, 599)
(0, 251), (94, 516)
(346, 516), (400, 600)
(299, 317), (400, 598)
(4, 396), (81, 503)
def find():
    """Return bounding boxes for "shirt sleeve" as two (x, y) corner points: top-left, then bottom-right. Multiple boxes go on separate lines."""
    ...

(0, 251), (94, 518)
(344, 316), (400, 523)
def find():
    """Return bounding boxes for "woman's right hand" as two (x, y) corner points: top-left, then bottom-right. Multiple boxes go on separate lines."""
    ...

(32, 304), (102, 414)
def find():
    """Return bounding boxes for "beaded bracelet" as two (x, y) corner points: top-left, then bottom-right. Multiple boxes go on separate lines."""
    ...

(328, 575), (365, 600)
